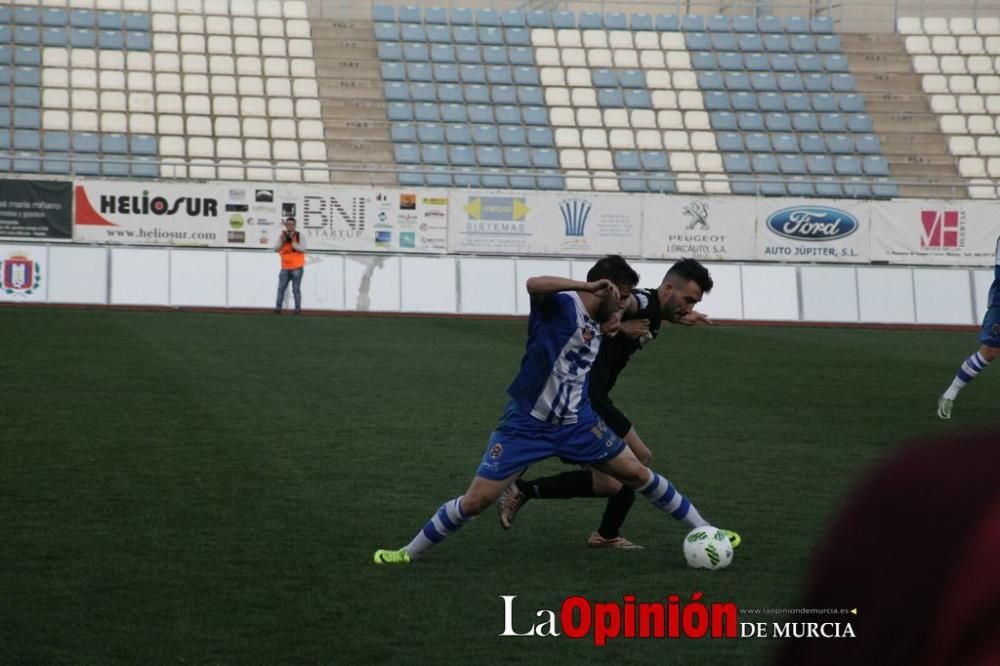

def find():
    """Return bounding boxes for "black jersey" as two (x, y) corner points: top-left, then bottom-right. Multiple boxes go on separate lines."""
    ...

(589, 288), (663, 399)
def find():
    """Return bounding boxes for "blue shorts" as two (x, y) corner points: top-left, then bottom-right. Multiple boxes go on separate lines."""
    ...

(979, 307), (1000, 348)
(476, 401), (626, 480)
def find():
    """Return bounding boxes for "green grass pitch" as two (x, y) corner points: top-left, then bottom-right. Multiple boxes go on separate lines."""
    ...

(0, 308), (991, 664)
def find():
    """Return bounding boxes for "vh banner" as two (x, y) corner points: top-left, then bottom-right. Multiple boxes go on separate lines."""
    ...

(754, 198), (871, 263)
(870, 199), (1000, 266)
(73, 181), (448, 253)
(0, 179), (72, 239)
(640, 195), (757, 261)
(448, 189), (642, 256)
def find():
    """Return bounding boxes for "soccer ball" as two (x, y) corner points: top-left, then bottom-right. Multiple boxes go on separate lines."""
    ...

(683, 526), (734, 570)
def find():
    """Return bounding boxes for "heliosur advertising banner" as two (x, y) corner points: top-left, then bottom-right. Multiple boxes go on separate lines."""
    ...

(754, 198), (871, 263)
(0, 179), (72, 239)
(870, 199), (1000, 266)
(448, 190), (642, 256)
(640, 195), (757, 261)
(72, 181), (448, 253)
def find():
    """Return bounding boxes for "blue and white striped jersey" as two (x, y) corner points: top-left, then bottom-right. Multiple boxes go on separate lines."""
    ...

(991, 237), (1000, 308)
(507, 291), (603, 425)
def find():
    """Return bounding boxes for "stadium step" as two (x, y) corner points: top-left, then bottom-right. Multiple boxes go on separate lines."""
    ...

(846, 53), (917, 74)
(864, 94), (938, 114)
(326, 140), (394, 163)
(868, 112), (945, 133)
(331, 168), (399, 186)
(311, 20), (379, 42)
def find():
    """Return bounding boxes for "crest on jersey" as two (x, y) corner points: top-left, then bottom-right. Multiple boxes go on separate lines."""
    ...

(992, 324), (1000, 337)
(582, 327), (594, 343)
(490, 443), (503, 459)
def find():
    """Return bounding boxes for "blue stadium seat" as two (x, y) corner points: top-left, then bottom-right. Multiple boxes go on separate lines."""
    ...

(656, 14), (680, 31)
(759, 175), (787, 196)
(537, 171), (565, 191)
(126, 32), (150, 50)
(425, 7), (448, 24)
(15, 7), (40, 24)
(624, 90), (652, 108)
(401, 24), (426, 42)
(476, 145), (503, 166)
(710, 111), (738, 130)
(725, 72), (751, 91)
(479, 27), (504, 46)
(464, 84), (489, 104)
(798, 54), (823, 72)
(43, 131), (70, 152)
(792, 112), (819, 131)
(495, 105), (520, 124)
(604, 12), (628, 29)
(449, 145), (476, 166)
(753, 154), (779, 173)
(872, 178), (898, 199)
(455, 45), (479, 64)
(482, 46), (507, 65)
(698, 71), (724, 90)
(737, 111), (764, 131)
(820, 113), (847, 132)
(102, 159), (130, 178)
(613, 150), (641, 170)
(521, 106), (549, 126)
(125, 12), (151, 31)
(527, 127), (554, 146)
(826, 134), (853, 154)
(692, 51), (718, 70)
(631, 13), (654, 30)
(486, 65), (513, 84)
(815, 177), (842, 198)
(14, 87), (40, 107)
(394, 143), (419, 164)
(758, 92), (785, 111)
(806, 154), (834, 174)
(731, 91), (757, 111)
(514, 69), (540, 87)
(452, 26), (477, 44)
(414, 102), (441, 122)
(824, 54), (850, 72)
(372, 4), (394, 22)
(779, 153), (807, 174)
(421, 144), (448, 165)
(717, 132), (744, 152)
(426, 25), (452, 43)
(707, 15), (731, 32)
(787, 176), (814, 197)
(619, 70), (645, 89)
(0, 66), (11, 86)
(835, 155), (862, 175)
(745, 132), (772, 152)
(460, 65), (486, 83)
(501, 9), (526, 27)
(15, 26), (40, 45)
(751, 72), (778, 91)
(777, 74), (804, 92)
(508, 170), (534, 190)
(13, 154), (42, 174)
(730, 15), (755, 32)
(472, 125), (498, 145)
(764, 34), (790, 51)
(509, 47), (534, 66)
(378, 42), (402, 61)
(449, 7), (473, 25)
(0, 27), (11, 47)
(13, 129), (40, 151)
(717, 51), (743, 70)
(832, 74), (856, 92)
(619, 173), (649, 193)
(738, 34), (764, 51)
(398, 166), (423, 187)
(403, 42), (429, 61)
(847, 113), (873, 133)
(70, 29), (97, 48)
(729, 176), (757, 196)
(98, 11), (122, 30)
(525, 10), (550, 27)
(530, 148), (558, 168)
(13, 108), (40, 128)
(42, 154), (71, 175)
(765, 112), (792, 131)
(475, 8), (500, 26)
(810, 94), (836, 112)
(711, 33), (739, 51)
(839, 94), (865, 113)
(479, 169), (507, 188)
(467, 104), (493, 124)
(503, 147), (531, 168)
(758, 15), (784, 33)
(382, 62), (405, 81)
(771, 53), (796, 72)
(704, 91), (730, 111)
(817, 35), (842, 53)
(856, 135), (882, 154)
(101, 133), (128, 154)
(686, 32), (711, 50)
(639, 151), (668, 171)
(15, 47), (42, 66)
(72, 157), (101, 177)
(391, 123), (417, 143)
(439, 84), (463, 103)
(790, 35), (815, 52)
(551, 10), (575, 28)
(42, 7), (67, 26)
(812, 17), (835, 34)
(418, 123), (445, 143)
(433, 63), (459, 82)
(388, 102), (414, 121)
(800, 133), (826, 153)
(500, 126), (526, 145)
(446, 124), (472, 144)
(843, 177), (872, 199)
(374, 23), (399, 41)
(724, 153), (751, 173)
(592, 69), (617, 88)
(518, 86), (544, 105)
(384, 82), (408, 101)
(397, 6), (421, 22)
(772, 133), (799, 153)
(505, 28), (531, 46)
(597, 89), (624, 107)
(744, 52), (770, 72)
(682, 15), (705, 31)
(804, 74), (832, 92)
(42, 28), (68, 47)
(784, 16), (810, 34)
(491, 85), (516, 105)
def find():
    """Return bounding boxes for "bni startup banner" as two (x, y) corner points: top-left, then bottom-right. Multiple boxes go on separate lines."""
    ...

(448, 189), (642, 256)
(753, 198), (871, 263)
(640, 195), (757, 261)
(72, 181), (448, 253)
(870, 198), (1000, 266)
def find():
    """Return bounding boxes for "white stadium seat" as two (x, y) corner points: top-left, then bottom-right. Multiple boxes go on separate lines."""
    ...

(549, 107), (574, 126)
(265, 77), (291, 97)
(155, 72), (182, 92)
(581, 128), (608, 149)
(603, 109), (629, 128)
(661, 32), (685, 50)
(930, 94), (957, 113)
(158, 115), (184, 135)
(129, 113), (156, 134)
(556, 29), (582, 48)
(587, 149), (613, 170)
(554, 128), (581, 148)
(959, 157), (986, 177)
(187, 115), (212, 136)
(571, 88), (597, 107)
(284, 1), (308, 18)
(697, 153), (724, 173)
(663, 130), (689, 150)
(100, 91), (126, 111)
(531, 29), (556, 47)
(566, 67), (591, 87)
(631, 110), (656, 128)
(657, 109), (683, 129)
(949, 135), (976, 155)
(582, 30), (607, 48)
(635, 129), (662, 149)
(612, 49), (638, 68)
(640, 50), (666, 68)
(924, 17), (950, 34)
(608, 129), (635, 149)
(42, 109), (69, 130)
(635, 31), (659, 49)
(691, 131), (718, 151)
(913, 55), (939, 73)
(958, 94), (986, 113)
(678, 90), (705, 110)
(577, 108), (602, 127)
(562, 49), (587, 68)
(609, 30), (633, 49)
(951, 17), (976, 35)
(288, 39), (313, 58)
(559, 149), (586, 169)
(977, 17), (1000, 34)
(685, 111), (711, 130)
(897, 17), (922, 34)
(905, 36), (931, 54)
(179, 14), (205, 33)
(188, 137), (215, 158)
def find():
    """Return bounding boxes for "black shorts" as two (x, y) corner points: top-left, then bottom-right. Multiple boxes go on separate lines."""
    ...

(591, 393), (632, 439)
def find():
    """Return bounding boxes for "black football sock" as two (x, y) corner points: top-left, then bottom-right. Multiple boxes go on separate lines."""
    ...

(597, 486), (636, 539)
(517, 470), (596, 499)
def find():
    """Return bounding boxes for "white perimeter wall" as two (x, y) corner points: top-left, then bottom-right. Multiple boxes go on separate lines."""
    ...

(0, 244), (986, 325)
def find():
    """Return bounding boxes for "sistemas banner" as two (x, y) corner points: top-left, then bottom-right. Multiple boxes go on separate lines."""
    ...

(0, 179), (72, 239)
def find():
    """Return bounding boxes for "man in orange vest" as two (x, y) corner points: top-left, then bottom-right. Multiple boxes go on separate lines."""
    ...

(273, 217), (307, 314)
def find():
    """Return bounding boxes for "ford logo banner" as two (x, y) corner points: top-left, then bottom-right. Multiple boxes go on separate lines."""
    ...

(765, 207), (859, 242)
